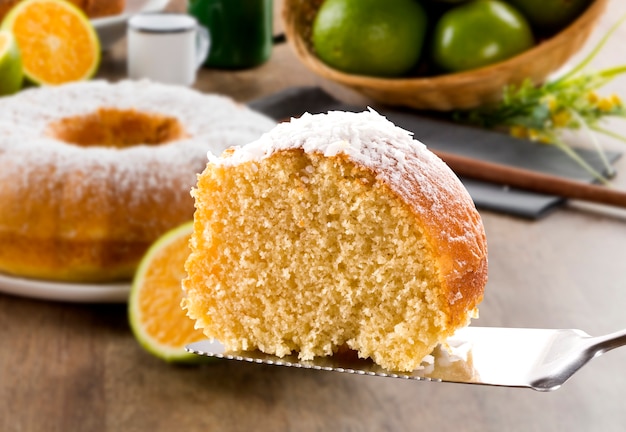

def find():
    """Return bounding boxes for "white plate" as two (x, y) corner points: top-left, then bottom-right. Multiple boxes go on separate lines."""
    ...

(0, 273), (130, 303)
(92, 0), (170, 50)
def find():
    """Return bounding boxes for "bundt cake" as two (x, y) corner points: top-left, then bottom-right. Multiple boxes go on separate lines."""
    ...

(182, 110), (488, 372)
(0, 0), (124, 22)
(0, 80), (275, 282)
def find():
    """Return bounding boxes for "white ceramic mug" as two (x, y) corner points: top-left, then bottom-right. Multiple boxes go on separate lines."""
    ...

(127, 13), (210, 86)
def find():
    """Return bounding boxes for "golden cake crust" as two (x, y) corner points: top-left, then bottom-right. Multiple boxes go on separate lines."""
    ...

(0, 80), (275, 282)
(335, 149), (488, 330)
(0, 0), (125, 21)
(203, 109), (487, 324)
(184, 110), (487, 371)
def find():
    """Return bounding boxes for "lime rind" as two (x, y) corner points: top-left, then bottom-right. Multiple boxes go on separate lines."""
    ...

(0, 30), (22, 95)
(129, 221), (210, 364)
(1, 0), (101, 85)
(312, 0), (427, 77)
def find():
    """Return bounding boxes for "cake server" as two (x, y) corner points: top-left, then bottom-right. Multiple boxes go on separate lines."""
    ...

(186, 326), (626, 392)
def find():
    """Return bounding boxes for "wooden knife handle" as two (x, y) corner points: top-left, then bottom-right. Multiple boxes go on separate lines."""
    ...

(432, 149), (626, 209)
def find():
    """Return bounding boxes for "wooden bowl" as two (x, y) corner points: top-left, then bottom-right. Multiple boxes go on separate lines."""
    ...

(282, 0), (609, 111)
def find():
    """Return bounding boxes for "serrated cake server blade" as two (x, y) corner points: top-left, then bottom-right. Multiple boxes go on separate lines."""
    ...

(186, 326), (626, 392)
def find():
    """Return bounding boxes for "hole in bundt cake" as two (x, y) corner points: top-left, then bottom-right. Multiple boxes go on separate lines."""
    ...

(46, 108), (188, 148)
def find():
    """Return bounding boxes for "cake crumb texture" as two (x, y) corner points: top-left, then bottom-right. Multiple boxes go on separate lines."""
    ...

(0, 80), (275, 281)
(183, 110), (487, 372)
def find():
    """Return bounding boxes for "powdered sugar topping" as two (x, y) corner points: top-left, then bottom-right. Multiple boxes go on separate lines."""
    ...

(210, 109), (486, 301)
(0, 80), (275, 236)
(210, 109), (471, 217)
(210, 109), (419, 169)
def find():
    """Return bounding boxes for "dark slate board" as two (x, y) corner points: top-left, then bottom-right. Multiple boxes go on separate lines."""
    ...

(249, 86), (621, 219)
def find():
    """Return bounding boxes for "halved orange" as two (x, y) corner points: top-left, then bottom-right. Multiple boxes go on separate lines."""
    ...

(1, 0), (100, 85)
(129, 222), (209, 363)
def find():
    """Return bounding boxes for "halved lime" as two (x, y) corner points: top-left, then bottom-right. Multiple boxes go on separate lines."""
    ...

(0, 30), (22, 95)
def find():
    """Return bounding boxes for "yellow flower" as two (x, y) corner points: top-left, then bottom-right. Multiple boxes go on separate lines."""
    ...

(610, 93), (622, 107)
(510, 125), (528, 138)
(587, 91), (600, 104)
(596, 94), (621, 112)
(543, 96), (558, 112)
(528, 129), (542, 141)
(551, 110), (571, 128)
(598, 98), (612, 111)
(521, 128), (553, 144)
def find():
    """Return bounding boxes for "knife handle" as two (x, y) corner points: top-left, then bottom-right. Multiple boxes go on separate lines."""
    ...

(433, 149), (626, 209)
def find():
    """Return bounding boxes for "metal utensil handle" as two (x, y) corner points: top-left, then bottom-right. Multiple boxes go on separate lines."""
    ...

(588, 328), (626, 355)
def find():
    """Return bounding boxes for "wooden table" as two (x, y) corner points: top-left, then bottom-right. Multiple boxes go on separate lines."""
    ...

(2, 1), (626, 431)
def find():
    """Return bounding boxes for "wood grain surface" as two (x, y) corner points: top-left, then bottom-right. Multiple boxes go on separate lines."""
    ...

(2, 1), (626, 431)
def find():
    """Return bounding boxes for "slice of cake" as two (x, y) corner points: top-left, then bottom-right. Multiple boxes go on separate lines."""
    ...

(183, 110), (487, 372)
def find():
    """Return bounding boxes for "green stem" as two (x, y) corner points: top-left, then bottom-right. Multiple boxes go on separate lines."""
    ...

(598, 65), (626, 80)
(592, 125), (626, 143)
(557, 13), (626, 83)
(568, 109), (615, 177)
(551, 137), (610, 185)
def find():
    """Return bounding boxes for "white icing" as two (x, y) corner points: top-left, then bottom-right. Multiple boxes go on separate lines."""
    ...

(0, 80), (276, 236)
(211, 109), (475, 223)
(208, 109), (485, 293)
(211, 109), (417, 168)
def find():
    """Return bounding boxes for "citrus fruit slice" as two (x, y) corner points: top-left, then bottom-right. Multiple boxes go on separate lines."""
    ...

(1, 0), (100, 85)
(0, 30), (22, 95)
(129, 221), (208, 363)
(311, 0), (427, 77)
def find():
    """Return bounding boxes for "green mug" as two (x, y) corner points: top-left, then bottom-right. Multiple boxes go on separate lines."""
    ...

(188, 0), (273, 69)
